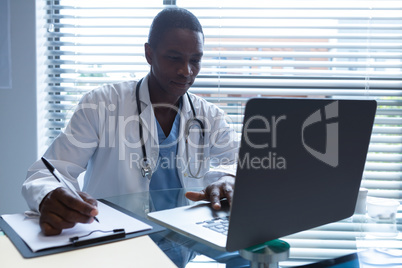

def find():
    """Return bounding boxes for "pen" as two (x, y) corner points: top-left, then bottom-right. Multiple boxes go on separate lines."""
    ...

(41, 157), (99, 223)
(24, 210), (40, 218)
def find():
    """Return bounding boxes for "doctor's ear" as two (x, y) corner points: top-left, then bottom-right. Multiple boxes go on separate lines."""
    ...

(144, 43), (153, 65)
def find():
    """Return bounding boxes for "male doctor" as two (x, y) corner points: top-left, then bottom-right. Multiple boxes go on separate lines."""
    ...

(22, 7), (239, 236)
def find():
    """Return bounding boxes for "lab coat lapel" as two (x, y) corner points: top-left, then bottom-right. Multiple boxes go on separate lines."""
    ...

(177, 94), (194, 179)
(137, 76), (159, 169)
(139, 105), (158, 148)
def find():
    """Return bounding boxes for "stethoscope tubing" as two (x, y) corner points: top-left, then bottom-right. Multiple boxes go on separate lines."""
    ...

(136, 78), (205, 179)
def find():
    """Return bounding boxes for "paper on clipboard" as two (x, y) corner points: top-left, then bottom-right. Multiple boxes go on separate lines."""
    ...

(1, 201), (152, 252)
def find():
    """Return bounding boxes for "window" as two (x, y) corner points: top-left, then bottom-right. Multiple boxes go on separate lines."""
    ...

(41, 0), (402, 264)
(43, 0), (402, 199)
(43, 0), (402, 194)
(41, 0), (402, 198)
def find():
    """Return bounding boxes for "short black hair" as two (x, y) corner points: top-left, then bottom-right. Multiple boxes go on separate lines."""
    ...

(148, 7), (204, 49)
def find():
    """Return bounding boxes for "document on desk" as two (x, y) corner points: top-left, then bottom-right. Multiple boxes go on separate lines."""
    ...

(1, 201), (152, 252)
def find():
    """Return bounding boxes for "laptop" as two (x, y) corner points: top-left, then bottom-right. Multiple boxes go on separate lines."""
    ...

(148, 98), (377, 252)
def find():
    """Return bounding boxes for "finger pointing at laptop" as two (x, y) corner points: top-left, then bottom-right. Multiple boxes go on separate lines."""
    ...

(185, 175), (235, 210)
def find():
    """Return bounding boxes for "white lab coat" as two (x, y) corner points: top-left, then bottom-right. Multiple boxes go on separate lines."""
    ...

(22, 74), (239, 211)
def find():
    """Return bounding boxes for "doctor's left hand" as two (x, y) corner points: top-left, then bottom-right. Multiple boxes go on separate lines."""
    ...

(185, 175), (235, 210)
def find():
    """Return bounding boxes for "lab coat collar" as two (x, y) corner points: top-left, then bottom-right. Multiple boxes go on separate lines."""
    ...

(181, 92), (194, 119)
(137, 73), (152, 108)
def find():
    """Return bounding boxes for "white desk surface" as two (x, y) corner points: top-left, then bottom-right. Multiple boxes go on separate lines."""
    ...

(0, 233), (176, 268)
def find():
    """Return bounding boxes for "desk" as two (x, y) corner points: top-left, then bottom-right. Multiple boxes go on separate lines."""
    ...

(0, 232), (176, 268)
(104, 188), (402, 267)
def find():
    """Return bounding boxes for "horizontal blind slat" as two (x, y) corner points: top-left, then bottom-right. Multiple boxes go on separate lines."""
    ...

(45, 41), (402, 49)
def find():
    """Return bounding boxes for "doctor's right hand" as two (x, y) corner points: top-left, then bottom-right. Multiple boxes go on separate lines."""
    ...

(39, 187), (99, 236)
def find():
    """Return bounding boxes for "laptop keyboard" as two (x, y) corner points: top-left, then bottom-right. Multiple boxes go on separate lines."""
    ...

(196, 216), (229, 235)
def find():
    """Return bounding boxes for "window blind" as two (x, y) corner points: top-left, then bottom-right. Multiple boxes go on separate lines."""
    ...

(41, 0), (402, 265)
(43, 0), (402, 197)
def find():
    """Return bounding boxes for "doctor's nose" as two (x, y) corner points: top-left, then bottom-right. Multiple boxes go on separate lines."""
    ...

(178, 62), (193, 77)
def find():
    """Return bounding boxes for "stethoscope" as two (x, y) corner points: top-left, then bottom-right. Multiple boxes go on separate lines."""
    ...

(135, 78), (205, 180)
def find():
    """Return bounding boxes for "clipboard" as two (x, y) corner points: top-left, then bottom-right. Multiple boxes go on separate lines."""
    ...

(0, 199), (165, 258)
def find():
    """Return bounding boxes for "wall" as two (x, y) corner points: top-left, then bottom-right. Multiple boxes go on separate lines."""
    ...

(0, 0), (37, 214)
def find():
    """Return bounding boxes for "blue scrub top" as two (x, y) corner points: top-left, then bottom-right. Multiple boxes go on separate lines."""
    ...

(149, 102), (183, 191)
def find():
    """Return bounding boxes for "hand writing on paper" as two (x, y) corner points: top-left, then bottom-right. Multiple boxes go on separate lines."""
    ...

(185, 175), (235, 210)
(39, 187), (99, 236)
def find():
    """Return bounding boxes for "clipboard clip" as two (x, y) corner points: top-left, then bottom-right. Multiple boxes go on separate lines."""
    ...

(69, 229), (126, 247)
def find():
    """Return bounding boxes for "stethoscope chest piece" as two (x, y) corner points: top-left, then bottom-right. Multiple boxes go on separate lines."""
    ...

(141, 163), (153, 180)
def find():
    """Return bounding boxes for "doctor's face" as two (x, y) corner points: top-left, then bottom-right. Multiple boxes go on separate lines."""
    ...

(145, 28), (204, 100)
